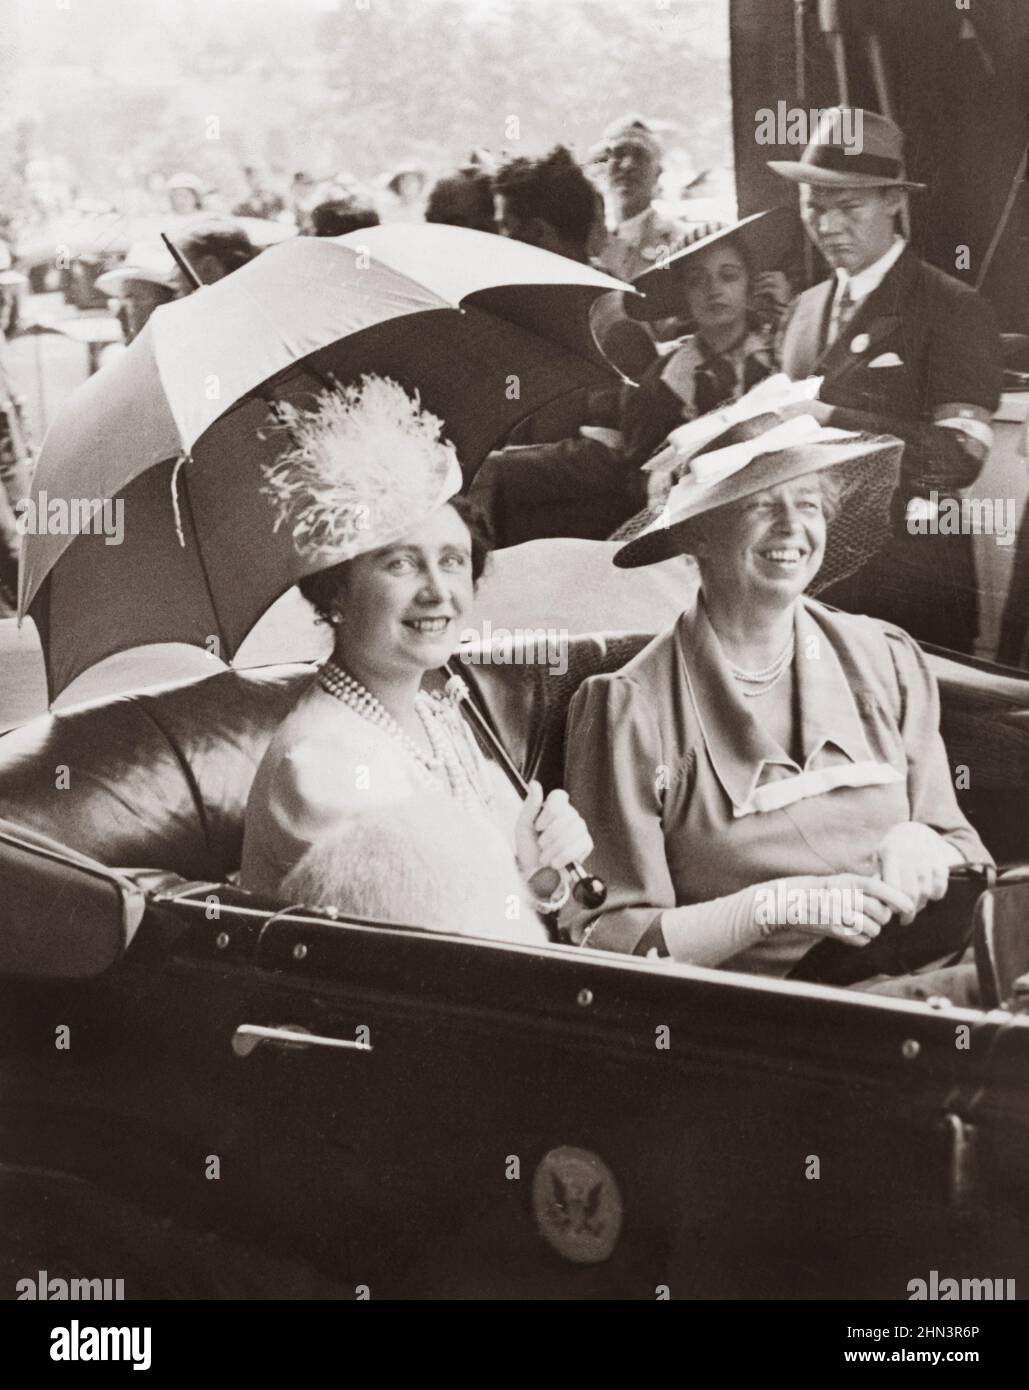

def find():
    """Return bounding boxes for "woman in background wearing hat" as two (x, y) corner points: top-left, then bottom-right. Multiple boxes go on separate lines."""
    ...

(618, 208), (795, 480)
(564, 416), (991, 997)
(471, 209), (792, 547)
(240, 376), (592, 945)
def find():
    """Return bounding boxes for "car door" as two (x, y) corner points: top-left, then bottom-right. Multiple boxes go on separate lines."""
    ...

(234, 910), (1029, 1299)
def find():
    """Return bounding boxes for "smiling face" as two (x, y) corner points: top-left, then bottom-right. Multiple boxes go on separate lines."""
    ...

(694, 473), (830, 608)
(799, 184), (903, 274)
(682, 242), (750, 338)
(328, 502), (474, 679)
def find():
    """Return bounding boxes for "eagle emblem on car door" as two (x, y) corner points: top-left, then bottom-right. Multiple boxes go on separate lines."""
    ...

(532, 1145), (623, 1263)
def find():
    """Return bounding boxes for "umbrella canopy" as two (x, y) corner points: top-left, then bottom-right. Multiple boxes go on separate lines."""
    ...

(19, 225), (630, 700)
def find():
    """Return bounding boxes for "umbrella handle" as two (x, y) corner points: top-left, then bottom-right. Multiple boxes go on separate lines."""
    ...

(443, 663), (607, 912)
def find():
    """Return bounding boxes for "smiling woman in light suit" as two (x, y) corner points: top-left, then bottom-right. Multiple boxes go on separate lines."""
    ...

(564, 414), (991, 996)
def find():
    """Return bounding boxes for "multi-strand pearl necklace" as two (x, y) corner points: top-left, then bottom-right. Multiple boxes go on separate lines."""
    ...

(317, 660), (483, 814)
(728, 634), (796, 699)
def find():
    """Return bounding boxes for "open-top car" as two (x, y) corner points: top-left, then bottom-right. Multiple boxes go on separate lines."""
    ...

(3, 627), (1029, 1300)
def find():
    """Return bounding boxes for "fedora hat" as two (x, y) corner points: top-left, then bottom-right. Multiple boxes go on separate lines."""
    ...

(613, 413), (903, 591)
(625, 206), (797, 322)
(768, 107), (926, 190)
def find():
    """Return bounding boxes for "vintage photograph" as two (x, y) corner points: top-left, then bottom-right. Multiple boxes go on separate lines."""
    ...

(1, 0), (1027, 1340)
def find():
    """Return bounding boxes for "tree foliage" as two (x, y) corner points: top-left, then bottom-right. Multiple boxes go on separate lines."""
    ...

(3, 0), (730, 204)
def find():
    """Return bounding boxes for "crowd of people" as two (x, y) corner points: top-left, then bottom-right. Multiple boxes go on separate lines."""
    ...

(0, 111), (724, 610)
(0, 107), (1017, 1004)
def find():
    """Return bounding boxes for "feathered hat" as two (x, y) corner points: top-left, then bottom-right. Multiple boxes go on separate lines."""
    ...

(261, 375), (463, 563)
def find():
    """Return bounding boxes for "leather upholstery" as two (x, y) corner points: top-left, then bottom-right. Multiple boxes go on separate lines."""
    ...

(455, 632), (649, 789)
(0, 665), (315, 879)
(1, 633), (1028, 884)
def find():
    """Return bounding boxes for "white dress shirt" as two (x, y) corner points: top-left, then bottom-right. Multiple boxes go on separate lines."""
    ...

(827, 235), (907, 346)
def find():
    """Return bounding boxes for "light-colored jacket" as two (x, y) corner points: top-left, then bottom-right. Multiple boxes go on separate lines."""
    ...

(564, 597), (990, 972)
(241, 680), (542, 944)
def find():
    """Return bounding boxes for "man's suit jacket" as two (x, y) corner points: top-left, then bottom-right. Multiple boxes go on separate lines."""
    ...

(599, 207), (722, 284)
(780, 246), (1001, 502)
(780, 247), (1001, 653)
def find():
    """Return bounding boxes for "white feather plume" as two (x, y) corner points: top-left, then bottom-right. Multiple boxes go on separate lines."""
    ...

(261, 375), (461, 559)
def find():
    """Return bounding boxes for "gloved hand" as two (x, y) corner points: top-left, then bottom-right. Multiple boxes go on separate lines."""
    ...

(515, 780), (593, 879)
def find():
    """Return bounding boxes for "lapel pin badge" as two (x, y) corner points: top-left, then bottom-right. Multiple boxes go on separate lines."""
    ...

(850, 332), (870, 355)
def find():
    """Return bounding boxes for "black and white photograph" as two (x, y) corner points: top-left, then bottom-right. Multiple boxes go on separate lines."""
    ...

(1, 0), (1028, 1352)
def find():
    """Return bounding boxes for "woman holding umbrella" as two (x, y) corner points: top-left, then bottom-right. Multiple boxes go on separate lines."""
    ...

(240, 375), (592, 944)
(616, 208), (795, 489)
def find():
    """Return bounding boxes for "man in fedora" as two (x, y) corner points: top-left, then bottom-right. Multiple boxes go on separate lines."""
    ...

(770, 107), (1002, 653)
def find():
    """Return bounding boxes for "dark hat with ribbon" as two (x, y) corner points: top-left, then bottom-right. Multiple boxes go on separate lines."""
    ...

(626, 206), (797, 322)
(768, 107), (926, 190)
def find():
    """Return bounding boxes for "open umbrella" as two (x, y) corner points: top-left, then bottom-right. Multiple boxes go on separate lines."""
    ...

(19, 225), (629, 700)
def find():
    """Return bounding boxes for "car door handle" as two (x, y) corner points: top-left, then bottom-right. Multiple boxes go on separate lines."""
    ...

(231, 1023), (372, 1058)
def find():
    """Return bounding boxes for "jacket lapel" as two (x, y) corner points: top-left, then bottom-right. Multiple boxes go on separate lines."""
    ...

(782, 280), (834, 379)
(814, 248), (917, 387)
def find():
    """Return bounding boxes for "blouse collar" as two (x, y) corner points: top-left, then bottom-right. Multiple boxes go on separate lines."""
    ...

(659, 329), (776, 402)
(677, 597), (888, 816)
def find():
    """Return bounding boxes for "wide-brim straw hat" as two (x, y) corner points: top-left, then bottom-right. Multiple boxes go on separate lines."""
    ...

(94, 264), (179, 298)
(613, 413), (903, 593)
(626, 206), (797, 322)
(768, 107), (926, 190)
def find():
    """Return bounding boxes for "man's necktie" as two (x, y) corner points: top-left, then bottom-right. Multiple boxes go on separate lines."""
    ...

(827, 282), (857, 349)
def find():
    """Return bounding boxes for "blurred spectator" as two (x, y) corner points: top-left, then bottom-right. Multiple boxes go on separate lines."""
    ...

(0, 238), (27, 338)
(0, 351), (33, 614)
(166, 171), (206, 216)
(233, 165), (285, 221)
(493, 145), (596, 263)
(175, 217), (261, 286)
(382, 165), (427, 221)
(309, 190), (380, 238)
(424, 167), (496, 234)
(94, 264), (178, 344)
(290, 171), (320, 232)
(97, 219), (259, 345)
(592, 114), (719, 281)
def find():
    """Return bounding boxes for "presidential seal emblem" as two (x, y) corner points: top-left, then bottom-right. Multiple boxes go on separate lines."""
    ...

(850, 332), (870, 355)
(532, 1145), (623, 1263)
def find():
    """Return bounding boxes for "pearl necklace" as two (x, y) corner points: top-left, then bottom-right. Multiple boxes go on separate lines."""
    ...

(729, 634), (796, 699)
(318, 660), (482, 814)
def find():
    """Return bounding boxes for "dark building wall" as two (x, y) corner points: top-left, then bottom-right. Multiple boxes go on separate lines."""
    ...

(730, 0), (1029, 328)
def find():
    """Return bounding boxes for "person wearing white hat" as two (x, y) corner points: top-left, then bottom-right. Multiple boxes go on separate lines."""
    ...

(166, 171), (206, 216)
(564, 414), (991, 999)
(240, 376), (592, 943)
(769, 107), (1002, 654)
(95, 263), (179, 345)
(594, 114), (721, 285)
